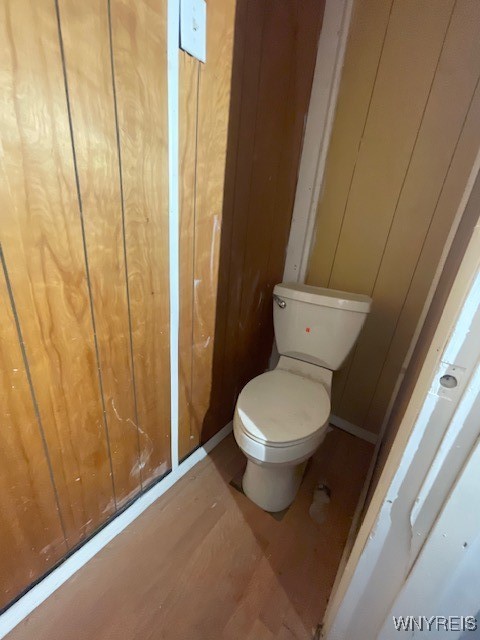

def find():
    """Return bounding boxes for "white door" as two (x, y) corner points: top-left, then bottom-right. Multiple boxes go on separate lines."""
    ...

(379, 435), (480, 638)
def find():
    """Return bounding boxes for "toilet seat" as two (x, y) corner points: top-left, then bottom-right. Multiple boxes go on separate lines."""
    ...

(236, 369), (330, 444)
(234, 369), (330, 465)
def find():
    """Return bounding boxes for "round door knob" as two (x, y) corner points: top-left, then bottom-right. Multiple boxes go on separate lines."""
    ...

(439, 374), (458, 389)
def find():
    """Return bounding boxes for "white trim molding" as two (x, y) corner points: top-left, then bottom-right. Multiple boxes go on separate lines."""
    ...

(283, 0), (353, 283)
(168, 0), (180, 470)
(0, 422), (233, 640)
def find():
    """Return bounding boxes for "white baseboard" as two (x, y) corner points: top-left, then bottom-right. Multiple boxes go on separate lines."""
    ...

(0, 421), (233, 639)
(330, 414), (378, 445)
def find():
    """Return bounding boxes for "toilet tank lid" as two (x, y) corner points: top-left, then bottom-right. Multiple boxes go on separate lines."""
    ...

(274, 283), (372, 313)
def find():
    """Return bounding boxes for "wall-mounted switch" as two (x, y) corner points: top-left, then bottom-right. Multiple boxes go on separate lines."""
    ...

(180, 0), (206, 63)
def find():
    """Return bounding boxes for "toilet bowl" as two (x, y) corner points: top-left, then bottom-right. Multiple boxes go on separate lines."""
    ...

(234, 361), (331, 511)
(234, 283), (372, 512)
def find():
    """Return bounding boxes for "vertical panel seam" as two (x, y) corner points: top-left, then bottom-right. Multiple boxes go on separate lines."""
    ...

(326, 0), (395, 288)
(362, 72), (480, 430)
(0, 245), (69, 549)
(107, 0), (143, 490)
(54, 0), (117, 509)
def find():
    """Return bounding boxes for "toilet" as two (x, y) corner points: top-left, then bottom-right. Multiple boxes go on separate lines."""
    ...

(233, 283), (372, 512)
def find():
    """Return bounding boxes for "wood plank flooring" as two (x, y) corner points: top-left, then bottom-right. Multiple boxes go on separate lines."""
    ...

(6, 429), (372, 640)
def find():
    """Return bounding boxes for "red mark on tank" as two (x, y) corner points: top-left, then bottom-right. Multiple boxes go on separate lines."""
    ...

(306, 327), (311, 333)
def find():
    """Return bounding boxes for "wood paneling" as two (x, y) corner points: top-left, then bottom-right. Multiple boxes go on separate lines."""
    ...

(0, 0), (318, 607)
(307, 0), (394, 288)
(0, 0), (115, 546)
(307, 0), (480, 434)
(178, 0), (324, 457)
(235, 1), (306, 387)
(366, 84), (480, 433)
(370, 170), (480, 500)
(0, 0), (170, 608)
(328, 0), (454, 292)
(189, 0), (238, 450)
(234, 0), (326, 388)
(110, 0), (171, 481)
(219, 0), (265, 425)
(58, 0), (141, 506)
(0, 256), (66, 609)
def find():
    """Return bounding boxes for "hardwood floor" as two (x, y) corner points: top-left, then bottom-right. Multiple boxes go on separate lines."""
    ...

(6, 429), (372, 640)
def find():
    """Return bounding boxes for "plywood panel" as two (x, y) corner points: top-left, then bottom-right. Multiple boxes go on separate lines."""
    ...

(220, 0), (266, 418)
(265, 0), (326, 326)
(0, 0), (115, 546)
(236, 0), (324, 388)
(58, 0), (142, 506)
(190, 0), (237, 444)
(328, 0), (455, 293)
(179, 0), (324, 456)
(235, 1), (300, 387)
(306, 0), (480, 434)
(179, 51), (200, 459)
(110, 0), (171, 482)
(324, 0), (452, 415)
(307, 0), (393, 409)
(179, 0), (250, 455)
(369, 166), (480, 505)
(198, 0), (250, 443)
(366, 82), (480, 433)
(0, 257), (66, 610)
(307, 0), (393, 286)
(339, 0), (480, 428)
(228, 0), (323, 393)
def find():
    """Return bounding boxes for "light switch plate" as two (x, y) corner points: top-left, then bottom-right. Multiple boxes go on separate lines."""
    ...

(180, 0), (206, 63)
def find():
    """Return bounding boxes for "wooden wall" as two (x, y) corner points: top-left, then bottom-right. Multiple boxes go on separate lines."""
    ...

(0, 0), (170, 608)
(307, 0), (480, 436)
(369, 169), (480, 501)
(178, 0), (324, 459)
(0, 0), (322, 609)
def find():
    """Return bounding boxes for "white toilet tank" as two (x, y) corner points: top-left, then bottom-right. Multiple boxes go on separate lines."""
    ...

(273, 283), (372, 370)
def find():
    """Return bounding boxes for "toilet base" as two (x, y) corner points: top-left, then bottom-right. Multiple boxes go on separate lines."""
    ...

(242, 458), (308, 512)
